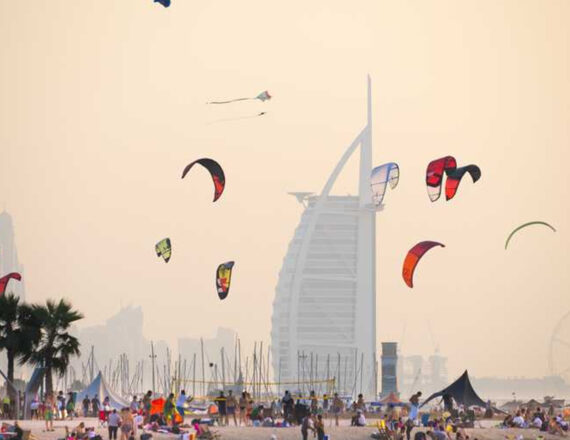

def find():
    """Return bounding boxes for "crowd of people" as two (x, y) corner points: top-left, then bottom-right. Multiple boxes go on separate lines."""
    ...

(7, 387), (570, 440)
(502, 406), (569, 436)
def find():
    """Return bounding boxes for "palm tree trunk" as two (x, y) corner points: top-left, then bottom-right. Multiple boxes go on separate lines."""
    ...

(6, 351), (16, 406)
(46, 365), (54, 396)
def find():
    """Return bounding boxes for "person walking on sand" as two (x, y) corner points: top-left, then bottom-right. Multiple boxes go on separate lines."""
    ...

(82, 395), (90, 417)
(57, 391), (65, 420)
(301, 413), (316, 440)
(66, 392), (76, 420)
(226, 390), (238, 426)
(130, 396), (138, 414)
(239, 391), (248, 426)
(44, 393), (55, 432)
(176, 390), (188, 424)
(107, 409), (121, 440)
(163, 393), (176, 426)
(142, 390), (152, 423)
(315, 414), (325, 440)
(120, 408), (135, 440)
(332, 393), (344, 427)
(310, 391), (318, 415)
(92, 396), (100, 418)
(409, 391), (422, 420)
(215, 391), (227, 426)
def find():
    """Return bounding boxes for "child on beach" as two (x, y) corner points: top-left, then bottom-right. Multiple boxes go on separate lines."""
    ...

(315, 414), (325, 440)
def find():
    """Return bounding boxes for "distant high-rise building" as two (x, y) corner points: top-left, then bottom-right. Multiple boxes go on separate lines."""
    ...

(398, 351), (448, 396)
(271, 78), (377, 398)
(428, 349), (448, 391)
(381, 342), (398, 397)
(76, 306), (169, 390)
(0, 211), (25, 299)
(398, 354), (423, 394)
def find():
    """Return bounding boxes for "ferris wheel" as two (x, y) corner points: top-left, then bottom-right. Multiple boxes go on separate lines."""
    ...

(549, 311), (570, 382)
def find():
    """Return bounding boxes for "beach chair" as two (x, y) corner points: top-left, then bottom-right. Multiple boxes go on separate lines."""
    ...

(371, 420), (395, 440)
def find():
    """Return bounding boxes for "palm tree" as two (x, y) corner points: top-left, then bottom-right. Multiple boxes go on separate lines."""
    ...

(0, 293), (39, 400)
(21, 299), (83, 395)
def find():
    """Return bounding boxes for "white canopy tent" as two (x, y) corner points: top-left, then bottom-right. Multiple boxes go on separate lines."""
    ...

(75, 372), (129, 411)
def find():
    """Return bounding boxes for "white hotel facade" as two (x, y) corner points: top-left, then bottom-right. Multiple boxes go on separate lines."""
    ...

(271, 78), (378, 398)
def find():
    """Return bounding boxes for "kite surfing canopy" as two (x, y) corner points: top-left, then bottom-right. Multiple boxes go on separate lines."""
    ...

(154, 0), (171, 7)
(181, 158), (226, 202)
(505, 221), (556, 250)
(445, 165), (481, 201)
(216, 261), (235, 300)
(155, 238), (172, 263)
(0, 272), (22, 296)
(420, 370), (487, 408)
(75, 372), (129, 410)
(370, 162), (399, 207)
(426, 156), (457, 202)
(402, 241), (445, 288)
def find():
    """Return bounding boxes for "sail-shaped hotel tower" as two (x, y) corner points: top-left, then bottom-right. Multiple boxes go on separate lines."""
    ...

(271, 78), (377, 398)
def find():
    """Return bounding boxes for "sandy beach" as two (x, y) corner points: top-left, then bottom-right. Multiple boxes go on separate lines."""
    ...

(10, 418), (567, 440)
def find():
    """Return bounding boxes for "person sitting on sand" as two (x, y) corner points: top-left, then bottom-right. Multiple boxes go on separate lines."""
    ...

(532, 407), (544, 424)
(427, 429), (448, 440)
(550, 417), (567, 437)
(351, 409), (366, 427)
(5, 421), (24, 440)
(73, 421), (87, 439)
(512, 411), (525, 428)
(192, 420), (219, 440)
(556, 415), (569, 432)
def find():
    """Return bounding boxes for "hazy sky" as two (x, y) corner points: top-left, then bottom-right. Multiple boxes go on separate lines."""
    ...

(1, 0), (569, 380)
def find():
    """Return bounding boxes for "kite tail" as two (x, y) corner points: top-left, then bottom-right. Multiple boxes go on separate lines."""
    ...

(206, 97), (252, 104)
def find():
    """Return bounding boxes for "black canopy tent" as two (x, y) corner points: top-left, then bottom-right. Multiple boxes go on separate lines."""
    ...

(421, 370), (487, 408)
